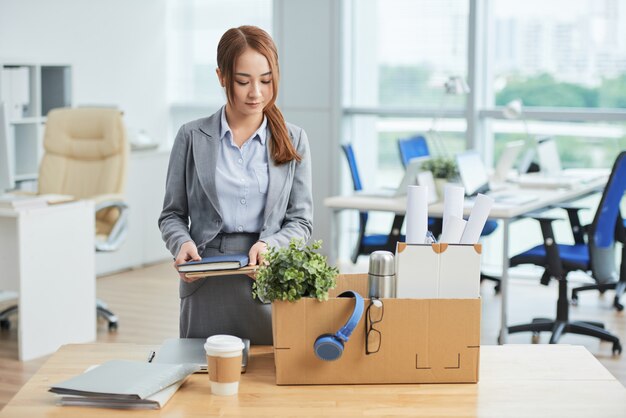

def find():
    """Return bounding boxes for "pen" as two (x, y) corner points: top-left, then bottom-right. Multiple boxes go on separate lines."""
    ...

(424, 231), (437, 244)
(147, 350), (156, 363)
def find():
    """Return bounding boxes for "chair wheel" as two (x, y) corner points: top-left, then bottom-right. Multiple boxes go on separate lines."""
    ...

(570, 298), (578, 306)
(0, 319), (10, 330)
(612, 342), (622, 356)
(599, 289), (607, 295)
(494, 284), (501, 295)
(531, 333), (540, 344)
(614, 301), (624, 312)
(108, 322), (118, 332)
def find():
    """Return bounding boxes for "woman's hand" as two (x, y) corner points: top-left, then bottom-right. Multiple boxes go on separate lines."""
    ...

(247, 241), (268, 279)
(248, 241), (268, 265)
(174, 240), (202, 282)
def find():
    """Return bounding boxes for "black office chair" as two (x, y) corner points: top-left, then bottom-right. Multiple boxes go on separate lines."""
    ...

(397, 135), (501, 293)
(341, 144), (405, 263)
(506, 151), (626, 354)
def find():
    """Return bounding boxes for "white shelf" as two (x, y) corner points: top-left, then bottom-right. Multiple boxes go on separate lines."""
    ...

(9, 117), (42, 125)
(1, 63), (72, 189)
(14, 173), (38, 182)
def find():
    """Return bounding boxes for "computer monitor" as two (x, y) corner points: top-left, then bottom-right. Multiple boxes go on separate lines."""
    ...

(0, 102), (15, 193)
(493, 140), (524, 183)
(456, 150), (490, 196)
(536, 136), (562, 175)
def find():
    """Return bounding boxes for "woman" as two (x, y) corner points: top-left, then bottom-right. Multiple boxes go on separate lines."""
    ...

(158, 26), (313, 344)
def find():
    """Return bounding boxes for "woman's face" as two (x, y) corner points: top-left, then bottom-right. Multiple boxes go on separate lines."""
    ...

(220, 47), (274, 118)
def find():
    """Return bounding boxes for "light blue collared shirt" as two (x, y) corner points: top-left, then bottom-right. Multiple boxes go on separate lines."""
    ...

(215, 106), (269, 234)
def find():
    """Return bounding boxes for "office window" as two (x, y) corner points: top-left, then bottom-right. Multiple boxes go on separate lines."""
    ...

(343, 0), (469, 188)
(489, 0), (626, 168)
(493, 0), (626, 109)
(345, 0), (469, 109)
(167, 0), (272, 105)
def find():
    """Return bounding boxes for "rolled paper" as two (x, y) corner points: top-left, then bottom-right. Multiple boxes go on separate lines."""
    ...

(460, 193), (494, 244)
(442, 184), (465, 238)
(405, 185), (428, 245)
(440, 215), (467, 244)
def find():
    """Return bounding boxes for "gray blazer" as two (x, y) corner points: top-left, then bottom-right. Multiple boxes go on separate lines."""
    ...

(158, 109), (313, 261)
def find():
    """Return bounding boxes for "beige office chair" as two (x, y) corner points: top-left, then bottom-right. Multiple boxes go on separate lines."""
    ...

(0, 107), (129, 331)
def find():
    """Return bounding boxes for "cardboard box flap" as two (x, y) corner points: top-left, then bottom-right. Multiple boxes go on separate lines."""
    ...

(328, 274), (368, 298)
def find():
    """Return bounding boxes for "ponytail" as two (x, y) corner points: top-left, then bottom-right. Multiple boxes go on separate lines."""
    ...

(265, 104), (301, 165)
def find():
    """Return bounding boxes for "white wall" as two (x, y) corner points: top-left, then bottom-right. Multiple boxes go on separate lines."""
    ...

(0, 0), (169, 144)
(273, 0), (341, 255)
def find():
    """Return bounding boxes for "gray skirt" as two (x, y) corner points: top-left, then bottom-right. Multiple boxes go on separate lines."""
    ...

(179, 232), (272, 344)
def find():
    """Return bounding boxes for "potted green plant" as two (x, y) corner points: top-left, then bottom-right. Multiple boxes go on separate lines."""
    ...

(420, 156), (458, 181)
(252, 238), (339, 302)
(420, 156), (458, 197)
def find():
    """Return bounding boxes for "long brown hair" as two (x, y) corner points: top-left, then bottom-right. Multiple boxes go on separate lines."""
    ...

(217, 26), (301, 164)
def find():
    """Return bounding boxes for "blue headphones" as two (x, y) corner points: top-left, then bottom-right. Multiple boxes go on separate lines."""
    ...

(313, 290), (364, 361)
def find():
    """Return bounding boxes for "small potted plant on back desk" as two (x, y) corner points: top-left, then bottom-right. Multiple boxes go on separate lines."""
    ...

(420, 156), (458, 197)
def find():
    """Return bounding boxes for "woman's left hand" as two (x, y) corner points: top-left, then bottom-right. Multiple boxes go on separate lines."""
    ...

(247, 241), (268, 279)
(248, 241), (268, 265)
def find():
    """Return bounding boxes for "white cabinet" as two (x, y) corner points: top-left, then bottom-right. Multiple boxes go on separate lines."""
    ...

(0, 201), (95, 361)
(0, 63), (72, 185)
(95, 149), (172, 275)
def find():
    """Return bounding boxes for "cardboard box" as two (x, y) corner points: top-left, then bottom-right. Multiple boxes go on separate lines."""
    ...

(271, 274), (480, 385)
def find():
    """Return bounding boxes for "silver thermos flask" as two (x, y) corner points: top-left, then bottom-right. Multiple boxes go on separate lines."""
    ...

(368, 251), (396, 298)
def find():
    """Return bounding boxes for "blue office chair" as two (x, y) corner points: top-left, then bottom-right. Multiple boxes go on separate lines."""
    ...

(506, 151), (626, 354)
(570, 216), (626, 311)
(397, 135), (430, 167)
(341, 144), (405, 263)
(397, 135), (501, 293)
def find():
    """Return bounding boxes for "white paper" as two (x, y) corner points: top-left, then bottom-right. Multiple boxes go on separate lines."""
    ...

(416, 171), (438, 204)
(460, 194), (494, 244)
(442, 184), (464, 237)
(439, 215), (466, 244)
(405, 185), (428, 245)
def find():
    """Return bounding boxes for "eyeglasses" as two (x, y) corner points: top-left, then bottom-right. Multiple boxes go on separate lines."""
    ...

(365, 298), (384, 355)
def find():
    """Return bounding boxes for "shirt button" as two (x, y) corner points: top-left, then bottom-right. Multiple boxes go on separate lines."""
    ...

(240, 199), (246, 204)
(238, 158), (243, 164)
(237, 225), (243, 232)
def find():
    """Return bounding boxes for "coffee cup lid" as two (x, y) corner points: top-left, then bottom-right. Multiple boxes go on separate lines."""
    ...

(204, 335), (245, 353)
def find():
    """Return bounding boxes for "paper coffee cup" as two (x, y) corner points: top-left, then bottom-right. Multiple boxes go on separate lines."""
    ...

(204, 335), (245, 396)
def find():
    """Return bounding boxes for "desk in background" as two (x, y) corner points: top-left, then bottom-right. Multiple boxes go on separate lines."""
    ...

(1, 343), (625, 417)
(325, 176), (607, 344)
(0, 201), (95, 361)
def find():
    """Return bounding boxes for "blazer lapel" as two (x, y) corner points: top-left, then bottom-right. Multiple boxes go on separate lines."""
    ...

(263, 132), (290, 223)
(194, 114), (222, 219)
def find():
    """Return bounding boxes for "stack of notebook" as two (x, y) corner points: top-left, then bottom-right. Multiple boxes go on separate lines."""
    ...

(49, 360), (200, 410)
(177, 253), (257, 278)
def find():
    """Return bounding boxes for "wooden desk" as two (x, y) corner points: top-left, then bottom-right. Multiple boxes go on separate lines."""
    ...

(1, 343), (625, 417)
(325, 176), (607, 344)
